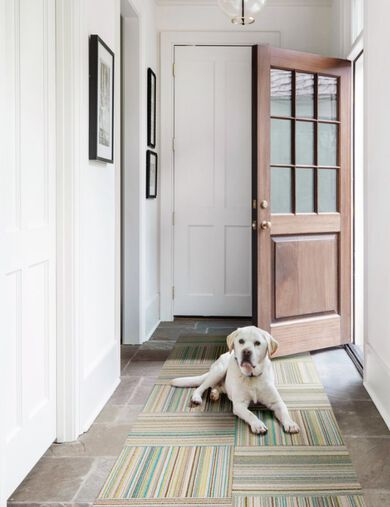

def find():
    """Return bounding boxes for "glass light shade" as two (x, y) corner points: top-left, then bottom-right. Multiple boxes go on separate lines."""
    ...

(218, 0), (267, 25)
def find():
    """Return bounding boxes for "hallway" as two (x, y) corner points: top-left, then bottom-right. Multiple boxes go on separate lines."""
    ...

(8, 319), (390, 507)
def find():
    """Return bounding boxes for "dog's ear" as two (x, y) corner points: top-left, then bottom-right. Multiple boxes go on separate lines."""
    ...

(264, 331), (278, 357)
(226, 329), (239, 352)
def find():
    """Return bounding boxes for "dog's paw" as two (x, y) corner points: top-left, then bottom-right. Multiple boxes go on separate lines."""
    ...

(191, 393), (203, 406)
(283, 420), (300, 434)
(210, 388), (220, 401)
(250, 420), (268, 435)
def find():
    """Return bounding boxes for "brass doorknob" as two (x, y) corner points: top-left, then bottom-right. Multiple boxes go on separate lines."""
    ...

(260, 200), (269, 209)
(252, 221), (257, 231)
(260, 220), (271, 230)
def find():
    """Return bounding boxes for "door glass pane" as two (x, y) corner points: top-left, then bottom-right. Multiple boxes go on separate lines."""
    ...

(271, 119), (292, 165)
(318, 123), (338, 166)
(296, 121), (315, 165)
(271, 167), (292, 213)
(271, 69), (292, 117)
(318, 76), (338, 120)
(296, 73), (314, 118)
(318, 169), (337, 212)
(296, 168), (314, 213)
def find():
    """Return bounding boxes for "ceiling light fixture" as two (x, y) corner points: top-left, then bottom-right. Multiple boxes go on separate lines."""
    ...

(218, 0), (267, 25)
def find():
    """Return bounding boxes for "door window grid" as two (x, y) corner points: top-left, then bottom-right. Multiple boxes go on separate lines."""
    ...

(270, 69), (340, 214)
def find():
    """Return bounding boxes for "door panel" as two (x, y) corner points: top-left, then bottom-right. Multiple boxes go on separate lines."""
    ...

(174, 46), (252, 316)
(273, 235), (338, 319)
(1, 0), (56, 500)
(254, 46), (351, 356)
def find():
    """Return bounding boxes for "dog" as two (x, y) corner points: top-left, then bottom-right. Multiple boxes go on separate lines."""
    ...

(171, 326), (300, 435)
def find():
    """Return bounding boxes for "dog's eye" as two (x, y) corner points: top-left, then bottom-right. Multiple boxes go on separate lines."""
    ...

(254, 341), (261, 346)
(238, 339), (245, 345)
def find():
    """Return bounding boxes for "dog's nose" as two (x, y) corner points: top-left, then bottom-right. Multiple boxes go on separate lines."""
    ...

(242, 348), (251, 357)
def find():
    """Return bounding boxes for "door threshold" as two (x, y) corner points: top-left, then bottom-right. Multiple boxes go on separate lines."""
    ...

(344, 344), (364, 377)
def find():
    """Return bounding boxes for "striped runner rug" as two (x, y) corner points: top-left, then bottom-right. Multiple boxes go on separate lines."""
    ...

(95, 335), (366, 507)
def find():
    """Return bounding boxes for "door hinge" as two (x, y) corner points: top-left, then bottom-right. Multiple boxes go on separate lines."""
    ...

(172, 286), (175, 299)
(172, 63), (176, 77)
(172, 211), (175, 226)
(172, 137), (175, 152)
(252, 199), (257, 210)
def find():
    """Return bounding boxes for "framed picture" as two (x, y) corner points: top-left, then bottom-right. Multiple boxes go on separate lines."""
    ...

(147, 68), (156, 148)
(89, 34), (115, 163)
(146, 150), (158, 198)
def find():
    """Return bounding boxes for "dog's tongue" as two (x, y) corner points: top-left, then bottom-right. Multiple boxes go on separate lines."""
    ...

(241, 361), (253, 374)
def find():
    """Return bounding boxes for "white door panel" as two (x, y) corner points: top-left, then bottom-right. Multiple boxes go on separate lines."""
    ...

(174, 46), (252, 316)
(1, 0), (56, 501)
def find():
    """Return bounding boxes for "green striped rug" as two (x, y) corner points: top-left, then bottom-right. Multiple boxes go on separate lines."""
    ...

(95, 335), (366, 507)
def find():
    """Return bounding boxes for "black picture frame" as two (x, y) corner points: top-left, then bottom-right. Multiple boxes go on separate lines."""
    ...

(89, 34), (115, 163)
(147, 68), (156, 148)
(146, 150), (158, 198)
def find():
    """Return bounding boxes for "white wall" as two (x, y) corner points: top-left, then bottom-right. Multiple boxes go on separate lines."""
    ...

(79, 0), (122, 432)
(57, 0), (159, 439)
(56, 0), (159, 440)
(156, 0), (335, 56)
(363, 0), (390, 429)
(121, 0), (159, 344)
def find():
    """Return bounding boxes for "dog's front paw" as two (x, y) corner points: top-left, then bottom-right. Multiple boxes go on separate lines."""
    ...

(210, 388), (220, 401)
(191, 393), (203, 406)
(250, 420), (268, 435)
(283, 420), (300, 434)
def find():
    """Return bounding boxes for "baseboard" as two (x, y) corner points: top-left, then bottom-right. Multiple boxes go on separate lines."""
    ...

(145, 318), (161, 342)
(363, 381), (390, 430)
(81, 375), (121, 434)
(364, 342), (390, 430)
(144, 293), (160, 342)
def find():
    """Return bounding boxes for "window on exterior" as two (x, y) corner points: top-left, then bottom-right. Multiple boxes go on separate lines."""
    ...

(270, 69), (339, 215)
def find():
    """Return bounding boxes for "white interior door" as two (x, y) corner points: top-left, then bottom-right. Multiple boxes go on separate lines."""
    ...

(173, 46), (252, 317)
(0, 0), (56, 501)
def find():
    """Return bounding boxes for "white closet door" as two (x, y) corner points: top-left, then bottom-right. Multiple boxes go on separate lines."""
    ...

(0, 0), (56, 501)
(174, 46), (252, 316)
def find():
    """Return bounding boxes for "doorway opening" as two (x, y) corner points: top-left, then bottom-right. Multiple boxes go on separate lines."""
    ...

(120, 3), (141, 345)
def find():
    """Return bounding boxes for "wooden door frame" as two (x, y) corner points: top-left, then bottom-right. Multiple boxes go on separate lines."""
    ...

(252, 45), (352, 353)
(159, 31), (281, 322)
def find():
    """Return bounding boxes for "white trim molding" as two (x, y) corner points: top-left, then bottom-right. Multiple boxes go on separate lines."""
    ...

(55, 0), (82, 442)
(159, 31), (280, 321)
(364, 342), (390, 429)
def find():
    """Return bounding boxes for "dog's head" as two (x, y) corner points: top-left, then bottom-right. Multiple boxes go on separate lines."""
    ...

(226, 326), (278, 377)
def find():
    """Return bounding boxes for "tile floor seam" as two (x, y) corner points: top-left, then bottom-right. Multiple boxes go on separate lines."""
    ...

(120, 359), (130, 371)
(71, 458), (100, 502)
(35, 454), (124, 459)
(343, 435), (390, 439)
(126, 376), (147, 404)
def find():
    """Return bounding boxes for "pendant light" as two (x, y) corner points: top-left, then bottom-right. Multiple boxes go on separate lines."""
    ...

(218, 0), (267, 25)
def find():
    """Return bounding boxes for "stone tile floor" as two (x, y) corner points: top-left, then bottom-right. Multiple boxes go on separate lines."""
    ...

(8, 318), (390, 507)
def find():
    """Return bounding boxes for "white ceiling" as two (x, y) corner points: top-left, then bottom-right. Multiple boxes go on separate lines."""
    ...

(155, 0), (333, 6)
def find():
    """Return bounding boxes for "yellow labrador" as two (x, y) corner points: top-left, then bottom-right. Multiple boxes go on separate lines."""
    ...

(171, 326), (300, 434)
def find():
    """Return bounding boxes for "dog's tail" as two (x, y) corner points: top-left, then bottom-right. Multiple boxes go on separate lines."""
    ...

(170, 373), (208, 388)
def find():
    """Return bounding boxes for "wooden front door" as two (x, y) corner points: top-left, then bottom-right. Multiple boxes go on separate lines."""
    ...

(253, 46), (351, 356)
